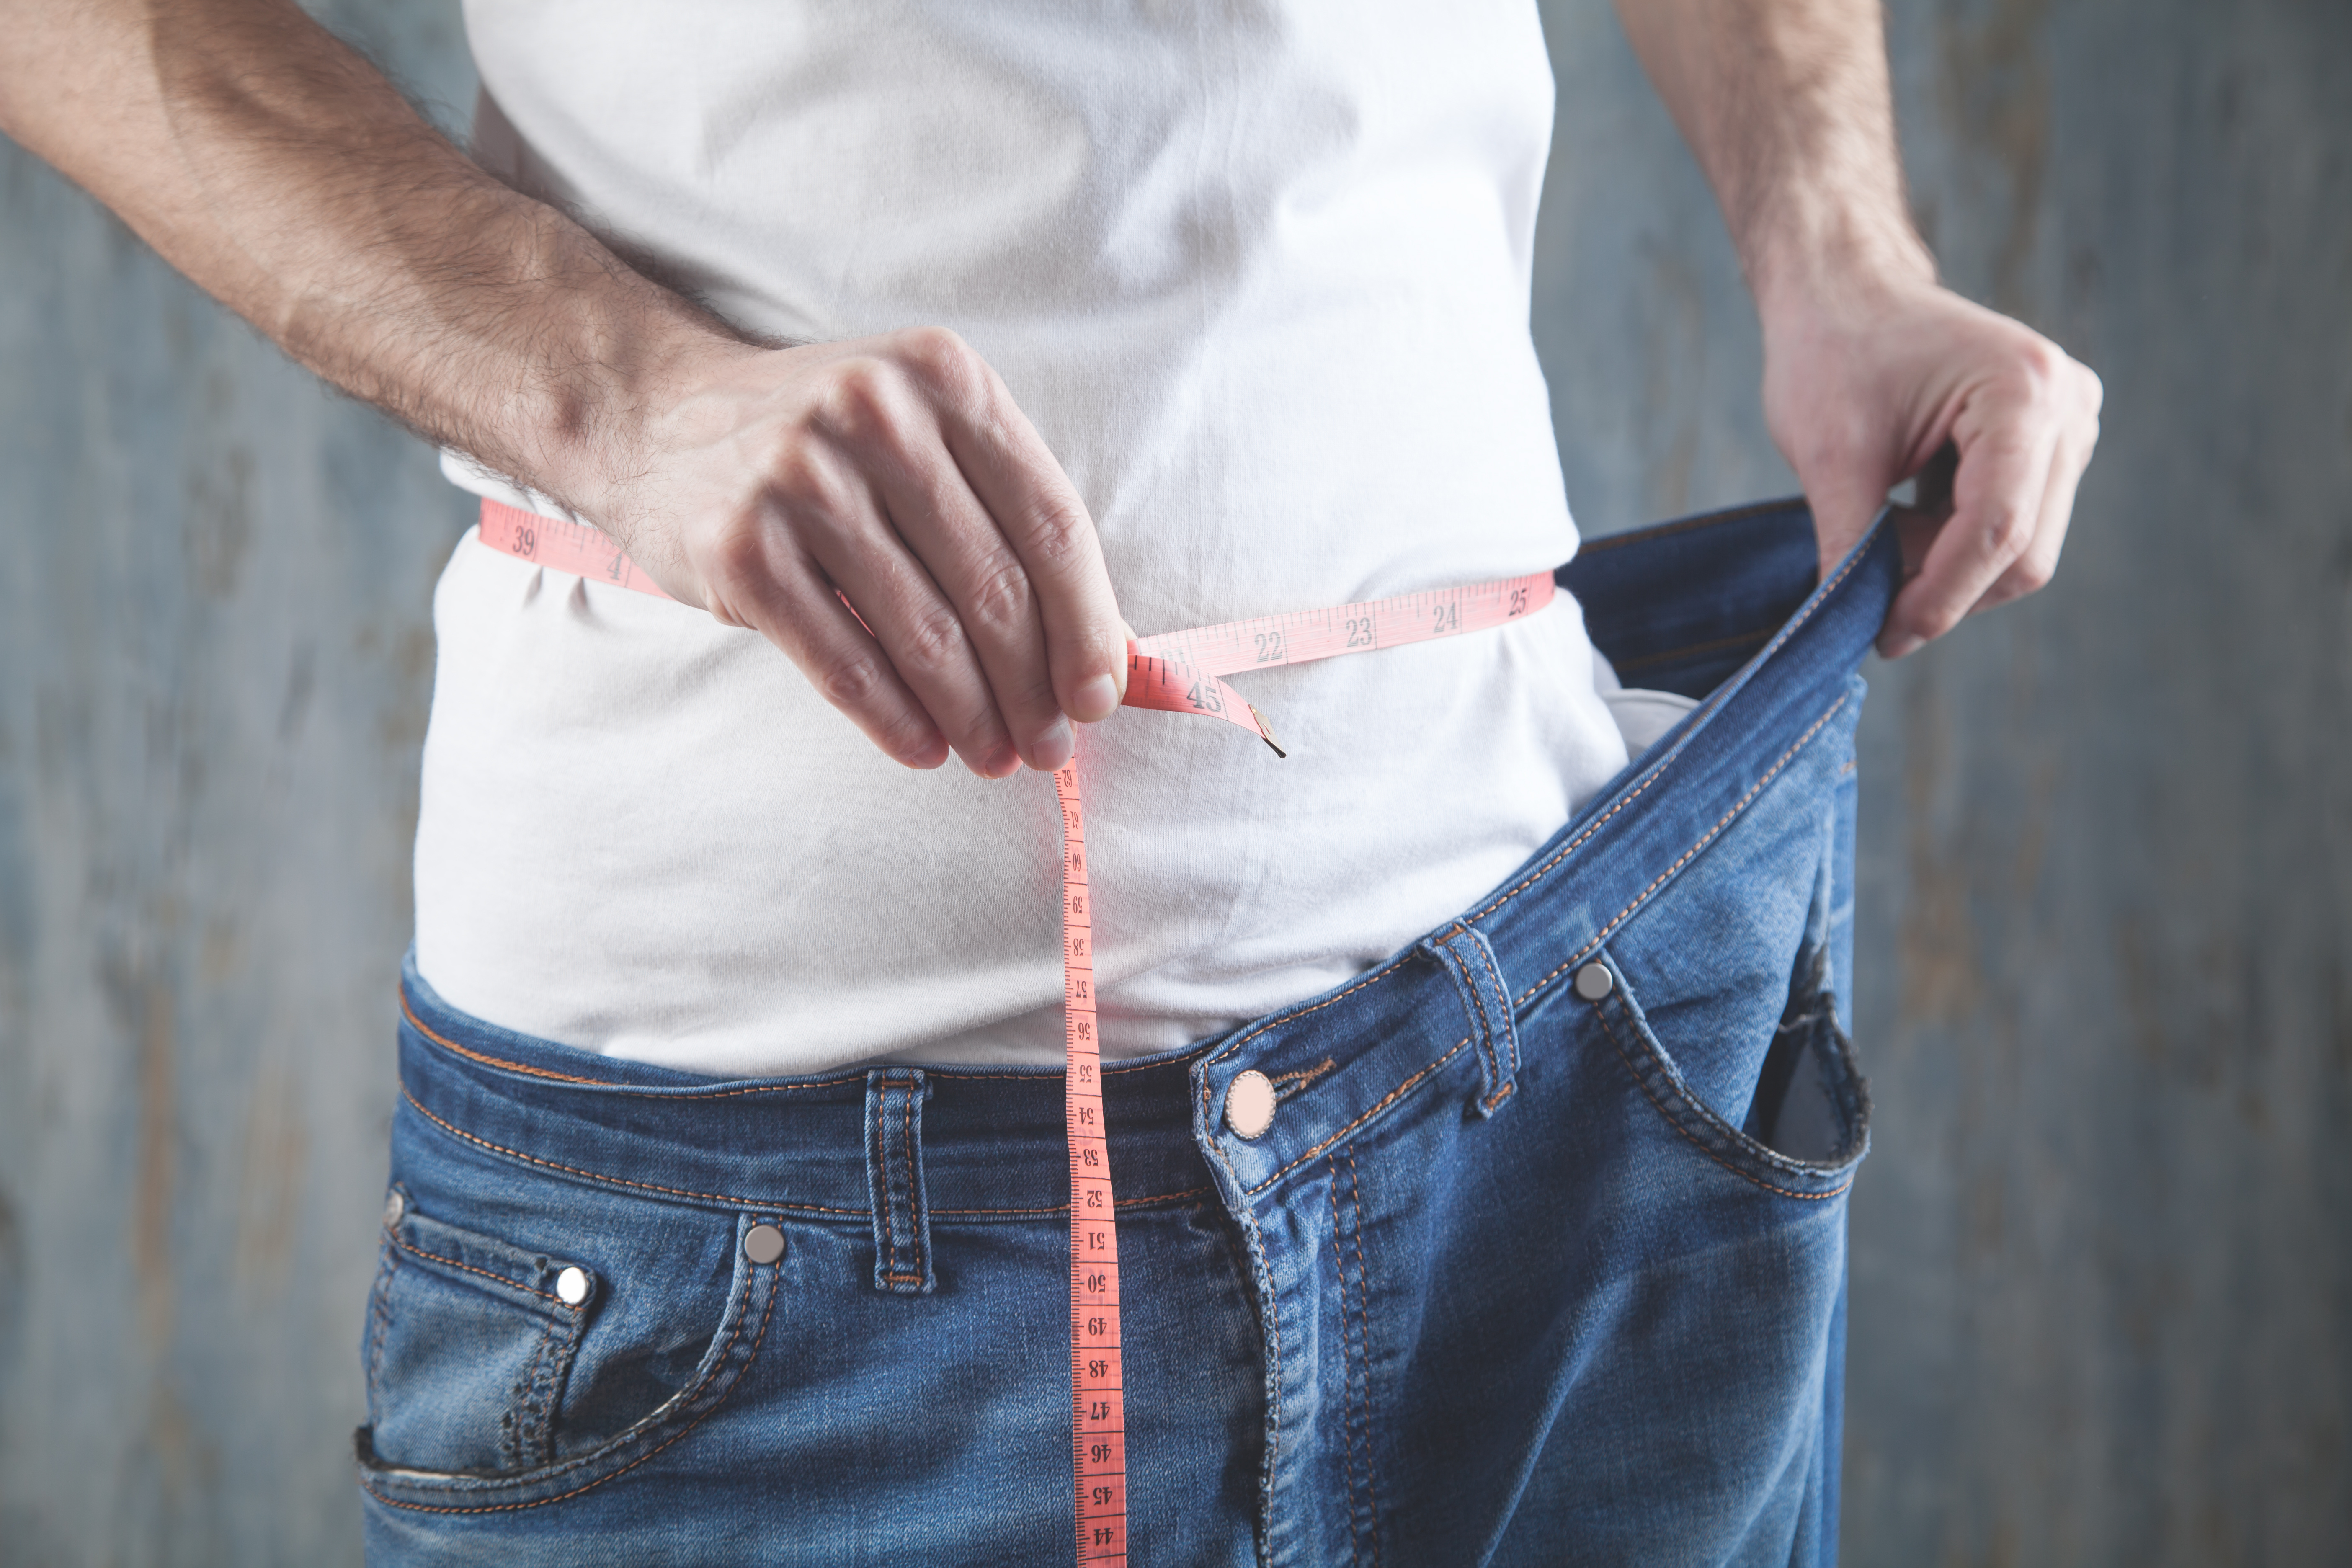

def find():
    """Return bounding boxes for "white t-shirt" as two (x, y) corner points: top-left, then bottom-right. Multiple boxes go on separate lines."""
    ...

(415, 0), (1634, 1076)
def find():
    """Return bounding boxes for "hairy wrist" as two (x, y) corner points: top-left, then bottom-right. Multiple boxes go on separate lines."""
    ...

(1746, 202), (1938, 333)
(444, 206), (748, 524)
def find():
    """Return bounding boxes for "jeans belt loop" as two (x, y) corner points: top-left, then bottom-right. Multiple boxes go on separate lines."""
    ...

(864, 1067), (937, 1295)
(1418, 921), (1521, 1118)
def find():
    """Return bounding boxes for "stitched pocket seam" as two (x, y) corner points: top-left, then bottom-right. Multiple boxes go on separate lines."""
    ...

(360, 1230), (782, 1512)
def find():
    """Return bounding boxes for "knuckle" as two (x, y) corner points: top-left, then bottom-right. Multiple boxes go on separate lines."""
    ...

(962, 554), (1037, 640)
(1916, 604), (1965, 644)
(1980, 505), (2035, 561)
(2001, 344), (2065, 407)
(876, 713), (943, 763)
(894, 325), (982, 400)
(813, 649), (885, 712)
(760, 438), (845, 513)
(2010, 551), (2057, 593)
(897, 602), (970, 675)
(1014, 494), (1091, 572)
(816, 360), (911, 450)
(702, 515), (774, 593)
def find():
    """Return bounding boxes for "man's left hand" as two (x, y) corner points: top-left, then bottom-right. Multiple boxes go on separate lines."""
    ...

(1762, 278), (2102, 658)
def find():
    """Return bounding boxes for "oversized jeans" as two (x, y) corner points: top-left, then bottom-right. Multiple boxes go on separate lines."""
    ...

(357, 498), (1897, 1566)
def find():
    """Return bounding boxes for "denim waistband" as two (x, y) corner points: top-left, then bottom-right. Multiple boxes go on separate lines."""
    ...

(1476, 497), (1891, 1017)
(397, 497), (1898, 1223)
(396, 963), (1223, 1222)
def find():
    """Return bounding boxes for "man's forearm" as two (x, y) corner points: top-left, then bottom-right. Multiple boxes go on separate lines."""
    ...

(0, 0), (724, 514)
(1612, 0), (1934, 312)
(1, 0), (1133, 775)
(1616, 0), (2101, 655)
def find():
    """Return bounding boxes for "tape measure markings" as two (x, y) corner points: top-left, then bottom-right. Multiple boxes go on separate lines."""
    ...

(1131, 573), (1553, 677)
(1057, 761), (1129, 1563)
(476, 500), (676, 601)
(471, 498), (1552, 1566)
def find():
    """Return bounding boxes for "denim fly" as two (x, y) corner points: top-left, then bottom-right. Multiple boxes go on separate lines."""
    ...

(357, 497), (1898, 1567)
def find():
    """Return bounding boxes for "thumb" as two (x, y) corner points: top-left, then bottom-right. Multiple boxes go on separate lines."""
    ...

(1800, 461), (1898, 585)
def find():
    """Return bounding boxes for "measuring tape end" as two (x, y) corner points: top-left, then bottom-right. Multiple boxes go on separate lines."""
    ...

(1248, 706), (1287, 758)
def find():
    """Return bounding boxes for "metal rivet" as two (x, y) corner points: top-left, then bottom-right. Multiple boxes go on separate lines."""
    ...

(382, 1190), (405, 1228)
(1573, 962), (1614, 1001)
(554, 1266), (590, 1306)
(1225, 1070), (1277, 1140)
(743, 1224), (786, 1266)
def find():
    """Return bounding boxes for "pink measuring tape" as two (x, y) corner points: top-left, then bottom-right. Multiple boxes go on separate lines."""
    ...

(473, 498), (1552, 1563)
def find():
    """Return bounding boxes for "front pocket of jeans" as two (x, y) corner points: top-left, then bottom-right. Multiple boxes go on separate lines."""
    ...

(1581, 952), (1870, 1194)
(363, 1189), (598, 1475)
(358, 1207), (778, 1511)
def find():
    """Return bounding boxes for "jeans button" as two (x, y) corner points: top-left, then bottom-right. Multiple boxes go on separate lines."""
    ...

(554, 1266), (590, 1305)
(382, 1190), (405, 1227)
(743, 1224), (787, 1265)
(1225, 1070), (1277, 1140)
(1573, 962), (1614, 1001)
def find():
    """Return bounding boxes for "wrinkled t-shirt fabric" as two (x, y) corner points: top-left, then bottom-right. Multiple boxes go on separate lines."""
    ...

(413, 0), (1638, 1075)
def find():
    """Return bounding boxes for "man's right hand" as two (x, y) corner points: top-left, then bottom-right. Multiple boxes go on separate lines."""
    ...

(0, 0), (1124, 778)
(590, 330), (1128, 777)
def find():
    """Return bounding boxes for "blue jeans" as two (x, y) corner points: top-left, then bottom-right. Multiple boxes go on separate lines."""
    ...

(358, 498), (1896, 1566)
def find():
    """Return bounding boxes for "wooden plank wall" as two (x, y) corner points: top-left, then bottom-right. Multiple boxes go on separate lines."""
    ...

(0, 1), (2344, 1560)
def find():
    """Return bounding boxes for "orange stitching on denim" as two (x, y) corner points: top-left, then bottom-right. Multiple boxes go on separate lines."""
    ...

(392, 1235), (573, 1307)
(384, 1221), (773, 1493)
(873, 1080), (898, 1282)
(400, 1086), (1202, 1219)
(1587, 1002), (1851, 1202)
(1265, 1201), (1285, 1510)
(1512, 695), (1848, 1007)
(1271, 1059), (1337, 1092)
(509, 1302), (567, 1470)
(1467, 762), (1672, 926)
(1349, 1148), (1383, 1566)
(363, 1240), (784, 1513)
(1330, 1158), (1365, 1567)
(941, 1055), (1192, 1080)
(1436, 933), (1501, 1112)
(930, 1187), (1211, 1217)
(1468, 929), (1517, 1099)
(401, 988), (870, 1100)
(1242, 1039), (1472, 1197)
(1201, 1133), (1284, 1505)
(903, 1078), (921, 1279)
(1443, 925), (1519, 1110)
(401, 992), (608, 1084)
(400, 1088), (871, 1217)
(1465, 529), (1874, 932)
(1197, 962), (1413, 1120)
(365, 1245), (400, 1401)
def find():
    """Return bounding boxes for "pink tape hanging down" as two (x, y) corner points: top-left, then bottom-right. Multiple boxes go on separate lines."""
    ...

(472, 497), (1553, 1563)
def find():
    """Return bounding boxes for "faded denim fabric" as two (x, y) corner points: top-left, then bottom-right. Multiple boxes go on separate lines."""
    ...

(358, 498), (1897, 1566)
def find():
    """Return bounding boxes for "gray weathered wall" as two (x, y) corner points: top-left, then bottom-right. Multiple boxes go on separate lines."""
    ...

(0, 6), (475, 1563)
(1540, 0), (2352, 1561)
(1, 0), (2345, 1562)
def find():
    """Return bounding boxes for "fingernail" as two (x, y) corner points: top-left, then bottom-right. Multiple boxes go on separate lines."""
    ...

(1032, 718), (1074, 771)
(1881, 633), (1923, 660)
(1070, 674), (1120, 723)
